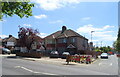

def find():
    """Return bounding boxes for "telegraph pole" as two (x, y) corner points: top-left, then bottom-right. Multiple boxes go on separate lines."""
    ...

(101, 41), (102, 47)
(91, 31), (95, 42)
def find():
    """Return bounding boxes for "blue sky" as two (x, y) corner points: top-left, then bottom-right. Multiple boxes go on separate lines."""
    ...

(0, 1), (118, 47)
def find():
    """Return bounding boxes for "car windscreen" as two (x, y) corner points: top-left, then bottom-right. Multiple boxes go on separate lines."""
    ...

(3, 48), (10, 51)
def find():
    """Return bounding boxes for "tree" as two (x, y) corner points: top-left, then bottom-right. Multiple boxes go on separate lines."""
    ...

(117, 27), (120, 40)
(18, 26), (40, 50)
(114, 27), (120, 52)
(116, 39), (120, 52)
(0, 1), (34, 20)
(116, 28), (120, 52)
(95, 46), (112, 53)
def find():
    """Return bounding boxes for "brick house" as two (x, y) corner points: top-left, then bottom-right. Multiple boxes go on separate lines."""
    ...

(15, 35), (45, 52)
(44, 26), (89, 54)
(2, 35), (17, 50)
(31, 35), (45, 51)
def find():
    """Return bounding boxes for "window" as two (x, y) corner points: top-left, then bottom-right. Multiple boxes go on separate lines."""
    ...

(63, 38), (66, 43)
(72, 38), (75, 43)
(58, 38), (66, 43)
(47, 40), (55, 44)
(71, 38), (75, 43)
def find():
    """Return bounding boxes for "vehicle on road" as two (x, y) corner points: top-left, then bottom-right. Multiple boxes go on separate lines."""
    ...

(50, 51), (59, 58)
(108, 51), (114, 55)
(61, 52), (70, 59)
(0, 48), (11, 54)
(100, 53), (108, 59)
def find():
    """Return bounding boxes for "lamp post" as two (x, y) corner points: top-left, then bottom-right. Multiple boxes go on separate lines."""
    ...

(90, 31), (95, 51)
(91, 31), (95, 42)
(101, 41), (102, 47)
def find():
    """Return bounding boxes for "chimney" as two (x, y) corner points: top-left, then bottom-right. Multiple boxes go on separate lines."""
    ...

(61, 26), (67, 33)
(9, 35), (12, 38)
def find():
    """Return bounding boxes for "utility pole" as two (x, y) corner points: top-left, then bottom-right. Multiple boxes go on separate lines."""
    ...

(90, 31), (95, 51)
(101, 41), (102, 47)
(96, 42), (98, 47)
(91, 31), (95, 42)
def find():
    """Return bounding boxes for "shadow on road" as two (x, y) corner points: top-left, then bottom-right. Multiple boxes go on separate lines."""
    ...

(62, 63), (76, 65)
(6, 56), (27, 59)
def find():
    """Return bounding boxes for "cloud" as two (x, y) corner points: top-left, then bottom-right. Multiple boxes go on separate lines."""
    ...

(49, 20), (63, 24)
(34, 14), (47, 19)
(23, 24), (31, 27)
(0, 35), (8, 38)
(37, 33), (48, 38)
(77, 24), (114, 33)
(31, 0), (80, 11)
(76, 24), (117, 46)
(81, 17), (91, 21)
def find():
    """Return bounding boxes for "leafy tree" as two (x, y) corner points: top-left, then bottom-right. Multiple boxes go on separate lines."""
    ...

(18, 26), (40, 50)
(95, 46), (112, 53)
(117, 28), (120, 40)
(113, 28), (120, 52)
(116, 28), (120, 52)
(116, 39), (120, 52)
(0, 1), (34, 20)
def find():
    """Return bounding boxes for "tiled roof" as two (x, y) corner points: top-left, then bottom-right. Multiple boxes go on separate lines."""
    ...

(44, 29), (88, 40)
(44, 31), (61, 39)
(2, 36), (17, 42)
(56, 29), (80, 38)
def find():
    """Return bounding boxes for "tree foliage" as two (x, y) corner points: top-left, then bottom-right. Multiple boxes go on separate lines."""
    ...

(113, 27), (120, 52)
(113, 40), (120, 52)
(0, 1), (34, 20)
(18, 26), (40, 50)
(94, 46), (112, 53)
(117, 28), (120, 40)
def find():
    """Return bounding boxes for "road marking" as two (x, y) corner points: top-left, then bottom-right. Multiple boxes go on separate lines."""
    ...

(98, 63), (112, 66)
(98, 63), (102, 66)
(15, 66), (57, 75)
(110, 63), (112, 66)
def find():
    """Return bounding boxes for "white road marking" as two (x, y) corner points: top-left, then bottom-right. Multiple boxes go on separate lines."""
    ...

(15, 66), (57, 75)
(110, 63), (112, 66)
(98, 63), (112, 66)
(98, 63), (102, 66)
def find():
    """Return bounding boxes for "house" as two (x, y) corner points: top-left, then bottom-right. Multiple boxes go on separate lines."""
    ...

(15, 35), (45, 53)
(31, 35), (45, 51)
(2, 35), (17, 50)
(44, 26), (89, 54)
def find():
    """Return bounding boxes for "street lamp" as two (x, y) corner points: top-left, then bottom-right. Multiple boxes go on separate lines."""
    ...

(90, 31), (95, 51)
(91, 31), (95, 42)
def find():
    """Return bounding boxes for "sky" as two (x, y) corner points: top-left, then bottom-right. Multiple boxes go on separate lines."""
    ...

(0, 0), (119, 47)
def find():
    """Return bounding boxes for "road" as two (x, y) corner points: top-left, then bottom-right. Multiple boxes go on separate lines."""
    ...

(1, 54), (118, 75)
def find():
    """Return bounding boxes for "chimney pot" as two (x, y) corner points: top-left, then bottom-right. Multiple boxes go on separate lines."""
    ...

(61, 26), (67, 33)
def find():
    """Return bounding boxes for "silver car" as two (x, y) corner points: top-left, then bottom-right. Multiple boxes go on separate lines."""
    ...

(1, 48), (11, 54)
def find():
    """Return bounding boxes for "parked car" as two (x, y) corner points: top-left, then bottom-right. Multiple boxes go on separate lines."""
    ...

(117, 54), (120, 57)
(108, 51), (114, 55)
(61, 52), (70, 59)
(50, 51), (59, 58)
(100, 53), (108, 59)
(1, 48), (11, 54)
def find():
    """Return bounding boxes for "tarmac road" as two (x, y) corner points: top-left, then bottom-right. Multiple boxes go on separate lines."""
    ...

(1, 54), (118, 75)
